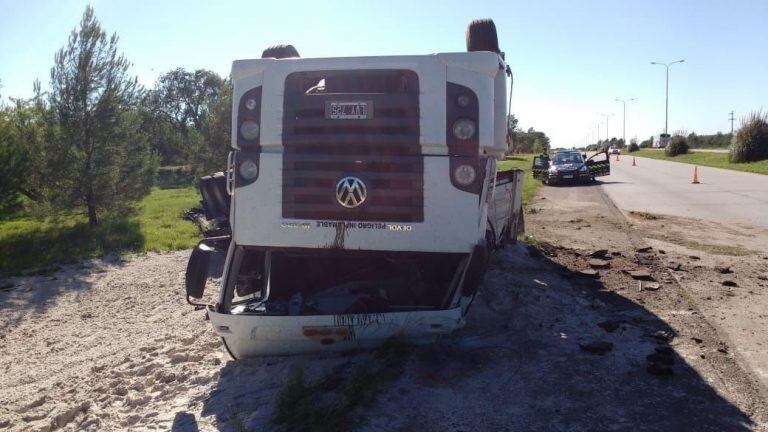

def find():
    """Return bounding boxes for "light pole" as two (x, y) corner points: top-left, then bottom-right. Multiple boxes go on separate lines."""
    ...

(596, 122), (601, 144)
(601, 113), (614, 142)
(615, 98), (636, 145)
(651, 59), (685, 134)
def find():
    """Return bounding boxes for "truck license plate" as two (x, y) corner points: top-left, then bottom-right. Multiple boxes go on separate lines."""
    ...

(562, 174), (574, 179)
(326, 101), (373, 119)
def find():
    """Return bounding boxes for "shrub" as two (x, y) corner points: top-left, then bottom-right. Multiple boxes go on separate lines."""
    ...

(628, 143), (639, 152)
(730, 111), (768, 163)
(665, 135), (688, 156)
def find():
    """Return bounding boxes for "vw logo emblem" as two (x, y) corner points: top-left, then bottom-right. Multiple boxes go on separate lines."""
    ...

(335, 176), (367, 208)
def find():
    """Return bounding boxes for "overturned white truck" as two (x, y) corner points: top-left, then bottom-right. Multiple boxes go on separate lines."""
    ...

(185, 19), (524, 358)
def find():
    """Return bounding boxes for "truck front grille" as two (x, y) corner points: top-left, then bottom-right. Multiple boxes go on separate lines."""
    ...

(282, 70), (423, 222)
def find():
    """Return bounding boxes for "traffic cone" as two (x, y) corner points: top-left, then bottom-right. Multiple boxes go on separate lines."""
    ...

(692, 166), (700, 184)
(632, 157), (636, 166)
(616, 153), (620, 161)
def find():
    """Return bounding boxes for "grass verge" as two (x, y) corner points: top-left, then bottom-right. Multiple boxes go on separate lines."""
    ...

(634, 149), (768, 175)
(498, 154), (540, 205)
(0, 187), (200, 275)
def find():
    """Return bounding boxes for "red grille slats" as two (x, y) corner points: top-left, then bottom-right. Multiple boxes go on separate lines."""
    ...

(282, 69), (423, 223)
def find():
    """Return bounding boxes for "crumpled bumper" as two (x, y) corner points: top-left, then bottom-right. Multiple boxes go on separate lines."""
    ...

(208, 307), (465, 358)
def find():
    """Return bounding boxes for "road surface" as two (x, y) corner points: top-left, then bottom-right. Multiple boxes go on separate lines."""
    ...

(601, 155), (768, 229)
(597, 154), (768, 396)
(644, 148), (729, 153)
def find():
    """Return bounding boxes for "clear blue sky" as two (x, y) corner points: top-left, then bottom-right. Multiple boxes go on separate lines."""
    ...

(1, 0), (766, 147)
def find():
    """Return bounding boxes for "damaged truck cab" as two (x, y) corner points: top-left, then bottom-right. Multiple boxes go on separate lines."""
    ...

(185, 19), (524, 358)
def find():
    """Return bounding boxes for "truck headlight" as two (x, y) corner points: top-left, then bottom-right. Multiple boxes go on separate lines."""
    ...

(238, 159), (259, 180)
(452, 118), (476, 140)
(580, 165), (588, 172)
(453, 164), (477, 186)
(240, 120), (260, 140)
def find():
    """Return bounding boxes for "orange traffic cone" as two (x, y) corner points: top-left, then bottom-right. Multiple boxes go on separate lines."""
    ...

(692, 166), (700, 184)
(632, 157), (636, 166)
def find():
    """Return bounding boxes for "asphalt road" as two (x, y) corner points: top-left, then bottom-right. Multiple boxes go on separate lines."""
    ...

(600, 155), (768, 228)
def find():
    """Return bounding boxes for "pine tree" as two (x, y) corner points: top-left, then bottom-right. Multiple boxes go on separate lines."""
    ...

(48, 6), (157, 226)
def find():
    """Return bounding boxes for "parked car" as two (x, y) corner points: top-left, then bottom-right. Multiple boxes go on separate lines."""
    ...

(532, 150), (610, 185)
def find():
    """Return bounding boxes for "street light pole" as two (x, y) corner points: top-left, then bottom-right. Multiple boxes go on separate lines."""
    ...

(601, 113), (613, 142)
(615, 98), (636, 145)
(651, 59), (685, 134)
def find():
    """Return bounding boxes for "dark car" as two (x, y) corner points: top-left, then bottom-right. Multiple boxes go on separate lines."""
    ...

(531, 150), (610, 185)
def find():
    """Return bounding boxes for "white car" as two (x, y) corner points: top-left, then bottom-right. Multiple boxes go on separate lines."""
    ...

(609, 147), (621, 155)
(184, 19), (526, 358)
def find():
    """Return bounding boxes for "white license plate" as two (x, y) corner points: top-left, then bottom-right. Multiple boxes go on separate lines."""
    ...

(326, 101), (373, 119)
(562, 174), (574, 179)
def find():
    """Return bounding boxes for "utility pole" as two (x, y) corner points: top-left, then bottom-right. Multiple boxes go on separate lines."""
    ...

(651, 59), (685, 134)
(729, 110), (735, 135)
(616, 98), (637, 145)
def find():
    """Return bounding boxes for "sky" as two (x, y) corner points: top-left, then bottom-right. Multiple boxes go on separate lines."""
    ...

(1, 0), (767, 148)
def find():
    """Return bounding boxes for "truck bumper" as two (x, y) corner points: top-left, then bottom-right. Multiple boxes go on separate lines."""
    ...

(208, 306), (465, 358)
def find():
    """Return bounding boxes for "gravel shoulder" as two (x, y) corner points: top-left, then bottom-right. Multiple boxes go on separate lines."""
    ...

(1, 183), (767, 431)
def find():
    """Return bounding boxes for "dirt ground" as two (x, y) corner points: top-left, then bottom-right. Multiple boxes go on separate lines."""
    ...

(1, 182), (767, 431)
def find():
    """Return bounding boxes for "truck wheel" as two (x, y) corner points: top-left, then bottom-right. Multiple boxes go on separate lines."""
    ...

(466, 19), (500, 53)
(261, 44), (300, 59)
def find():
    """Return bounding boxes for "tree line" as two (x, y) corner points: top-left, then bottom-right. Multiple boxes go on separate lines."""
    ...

(0, 6), (230, 225)
(507, 114), (552, 154)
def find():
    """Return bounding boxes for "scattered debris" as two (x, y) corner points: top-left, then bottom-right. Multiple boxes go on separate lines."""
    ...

(588, 259), (610, 269)
(647, 353), (674, 366)
(721, 280), (738, 287)
(715, 266), (733, 274)
(537, 242), (560, 257)
(666, 262), (683, 271)
(691, 337), (703, 344)
(635, 246), (653, 253)
(639, 281), (661, 291)
(579, 341), (614, 355)
(717, 347), (729, 354)
(590, 249), (609, 259)
(647, 363), (674, 376)
(578, 269), (600, 278)
(658, 249), (666, 254)
(597, 320), (621, 333)
(625, 269), (654, 280)
(629, 211), (660, 220)
(689, 255), (701, 260)
(652, 330), (673, 342)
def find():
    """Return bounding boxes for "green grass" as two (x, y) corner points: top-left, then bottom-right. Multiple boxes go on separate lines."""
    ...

(0, 187), (200, 275)
(634, 149), (768, 175)
(498, 154), (540, 205)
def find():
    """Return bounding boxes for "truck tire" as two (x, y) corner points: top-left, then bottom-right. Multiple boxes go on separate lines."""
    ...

(261, 44), (300, 59)
(466, 19), (500, 53)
